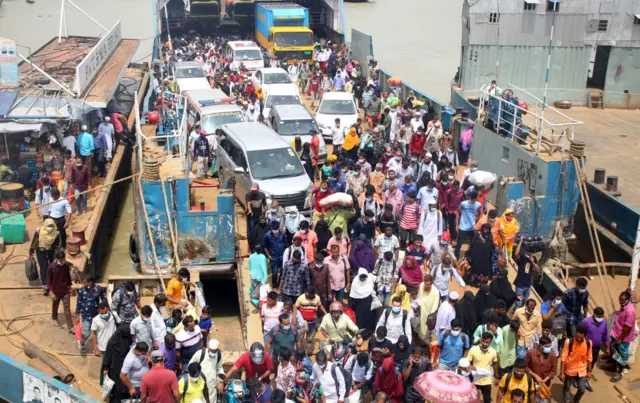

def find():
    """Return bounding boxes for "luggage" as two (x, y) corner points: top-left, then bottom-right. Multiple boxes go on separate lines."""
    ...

(515, 232), (545, 253)
(319, 192), (353, 207)
(468, 170), (497, 187)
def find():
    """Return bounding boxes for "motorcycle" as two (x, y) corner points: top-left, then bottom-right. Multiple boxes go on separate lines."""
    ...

(220, 379), (252, 403)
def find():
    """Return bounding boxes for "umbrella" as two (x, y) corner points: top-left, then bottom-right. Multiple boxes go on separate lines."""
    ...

(414, 370), (481, 403)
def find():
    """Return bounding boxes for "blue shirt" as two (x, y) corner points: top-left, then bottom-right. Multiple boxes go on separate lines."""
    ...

(438, 331), (470, 367)
(75, 285), (108, 324)
(329, 177), (346, 193)
(401, 182), (418, 199)
(77, 132), (94, 156)
(262, 231), (288, 259)
(94, 132), (107, 150)
(458, 200), (481, 231)
(160, 343), (177, 370)
(540, 300), (567, 315)
(199, 316), (212, 332)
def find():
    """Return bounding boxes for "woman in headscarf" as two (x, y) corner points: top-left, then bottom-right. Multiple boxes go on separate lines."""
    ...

(348, 267), (376, 336)
(284, 206), (304, 244)
(454, 291), (478, 337)
(299, 142), (314, 181)
(499, 208), (520, 258)
(349, 237), (375, 275)
(313, 219), (332, 257)
(490, 266), (518, 310)
(102, 324), (134, 401)
(249, 246), (268, 307)
(392, 335), (412, 371)
(388, 284), (411, 311)
(249, 215), (268, 253)
(397, 256), (422, 293)
(473, 284), (497, 323)
(343, 127), (361, 162)
(291, 135), (303, 156)
(28, 218), (60, 296)
(466, 223), (494, 285)
(374, 356), (404, 403)
(416, 274), (440, 343)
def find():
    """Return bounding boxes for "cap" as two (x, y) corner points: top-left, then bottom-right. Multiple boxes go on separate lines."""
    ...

(200, 130), (207, 135)
(458, 358), (470, 368)
(104, 116), (111, 122)
(81, 125), (88, 131)
(151, 350), (164, 362)
(449, 291), (460, 300)
(329, 155), (338, 162)
(424, 152), (432, 158)
(440, 231), (451, 241)
(208, 339), (220, 350)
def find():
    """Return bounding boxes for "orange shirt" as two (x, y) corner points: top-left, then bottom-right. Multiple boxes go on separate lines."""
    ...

(166, 278), (184, 307)
(368, 172), (385, 195)
(561, 338), (592, 377)
(475, 215), (503, 244)
(310, 136), (320, 160)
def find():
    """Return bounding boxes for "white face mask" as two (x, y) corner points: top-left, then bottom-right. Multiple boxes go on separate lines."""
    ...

(594, 316), (604, 323)
(189, 376), (200, 383)
(460, 369), (471, 376)
(208, 350), (218, 357)
(450, 330), (460, 337)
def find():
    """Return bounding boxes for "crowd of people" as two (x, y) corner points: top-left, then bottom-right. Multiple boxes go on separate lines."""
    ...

(67, 30), (640, 403)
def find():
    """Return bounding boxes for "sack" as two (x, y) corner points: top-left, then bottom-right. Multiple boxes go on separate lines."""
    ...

(468, 170), (497, 187)
(25, 256), (38, 282)
(319, 192), (353, 207)
(460, 127), (473, 152)
(371, 295), (382, 310)
(102, 375), (115, 400)
(426, 310), (438, 330)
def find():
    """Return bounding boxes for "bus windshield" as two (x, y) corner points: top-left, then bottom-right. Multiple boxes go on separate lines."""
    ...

(202, 112), (244, 133)
(274, 32), (313, 47)
(234, 48), (262, 60)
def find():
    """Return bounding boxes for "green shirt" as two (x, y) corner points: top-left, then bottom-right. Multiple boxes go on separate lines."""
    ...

(499, 325), (518, 369)
(325, 208), (355, 234)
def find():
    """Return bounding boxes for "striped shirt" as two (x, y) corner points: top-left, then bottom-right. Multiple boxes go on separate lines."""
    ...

(295, 294), (321, 321)
(175, 325), (203, 349)
(400, 202), (422, 230)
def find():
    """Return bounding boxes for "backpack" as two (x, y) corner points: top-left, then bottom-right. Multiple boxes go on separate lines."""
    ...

(181, 373), (210, 403)
(568, 338), (591, 354)
(196, 347), (222, 365)
(501, 370), (533, 396)
(442, 329), (468, 347)
(25, 256), (39, 282)
(382, 307), (408, 336)
(331, 364), (352, 398)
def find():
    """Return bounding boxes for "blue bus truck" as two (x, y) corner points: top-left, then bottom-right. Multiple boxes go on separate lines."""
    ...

(255, 2), (314, 62)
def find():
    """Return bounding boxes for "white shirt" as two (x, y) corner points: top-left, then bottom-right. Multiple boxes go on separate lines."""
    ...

(376, 308), (413, 344)
(91, 313), (117, 351)
(63, 136), (76, 157)
(344, 355), (374, 383)
(150, 305), (167, 344)
(435, 302), (457, 337)
(418, 161), (438, 181)
(395, 166), (414, 183)
(432, 264), (465, 300)
(461, 168), (474, 186)
(48, 198), (72, 219)
(331, 125), (344, 145)
(282, 245), (308, 267)
(410, 119), (424, 133)
(249, 108), (261, 122)
(417, 187), (438, 209)
(189, 348), (225, 401)
(312, 362), (345, 403)
(261, 301), (284, 333)
(129, 316), (153, 347)
(35, 188), (52, 216)
(386, 158), (402, 173)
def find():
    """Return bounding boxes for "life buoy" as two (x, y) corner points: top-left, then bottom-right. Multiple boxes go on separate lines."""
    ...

(129, 233), (140, 263)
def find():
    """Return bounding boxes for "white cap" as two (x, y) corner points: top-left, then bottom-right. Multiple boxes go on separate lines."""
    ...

(458, 358), (470, 368)
(104, 116), (111, 122)
(425, 152), (432, 158)
(449, 291), (459, 300)
(208, 339), (219, 350)
(81, 125), (87, 131)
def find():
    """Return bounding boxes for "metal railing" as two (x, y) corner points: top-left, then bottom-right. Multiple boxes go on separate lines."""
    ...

(477, 84), (583, 156)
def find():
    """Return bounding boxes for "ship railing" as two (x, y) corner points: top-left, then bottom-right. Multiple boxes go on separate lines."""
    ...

(477, 84), (583, 157)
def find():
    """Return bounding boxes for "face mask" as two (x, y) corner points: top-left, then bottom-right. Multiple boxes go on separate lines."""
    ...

(442, 181), (449, 186)
(46, 226), (54, 231)
(391, 306), (401, 314)
(395, 157), (401, 162)
(410, 158), (417, 162)
(125, 291), (134, 296)
(302, 229), (308, 234)
(100, 313), (110, 320)
(555, 299), (563, 306)
(594, 316), (603, 323)
(440, 241), (448, 247)
(448, 175), (454, 180)
(359, 159), (365, 164)
(489, 218), (495, 223)
(281, 325), (291, 331)
(450, 330), (460, 337)
(359, 274), (367, 281)
(320, 188), (328, 193)
(76, 163), (82, 167)
(318, 363), (327, 370)
(577, 288), (586, 294)
(142, 317), (150, 323)
(526, 309), (533, 315)
(448, 148), (454, 152)
(386, 152), (392, 156)
(315, 262), (323, 268)
(460, 370), (471, 376)
(376, 337), (385, 343)
(428, 206), (435, 212)
(189, 376), (200, 383)
(543, 346), (552, 354)
(353, 172), (359, 176)
(44, 186), (50, 191)
(272, 230), (279, 235)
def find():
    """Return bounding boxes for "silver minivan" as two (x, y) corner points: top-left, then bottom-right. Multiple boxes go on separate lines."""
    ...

(266, 104), (328, 164)
(217, 123), (313, 213)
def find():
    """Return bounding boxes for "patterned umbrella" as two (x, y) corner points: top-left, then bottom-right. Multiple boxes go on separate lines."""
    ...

(413, 370), (481, 403)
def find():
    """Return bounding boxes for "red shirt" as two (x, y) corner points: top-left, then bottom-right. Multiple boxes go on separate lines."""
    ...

(309, 77), (320, 92)
(234, 351), (274, 379)
(141, 366), (179, 403)
(446, 188), (464, 214)
(110, 112), (125, 133)
(310, 136), (320, 160)
(312, 187), (334, 213)
(437, 182), (452, 209)
(409, 133), (426, 155)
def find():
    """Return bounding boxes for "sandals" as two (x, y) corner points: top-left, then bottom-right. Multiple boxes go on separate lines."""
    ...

(611, 374), (622, 383)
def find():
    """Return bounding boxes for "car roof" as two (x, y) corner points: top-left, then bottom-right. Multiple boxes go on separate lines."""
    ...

(257, 67), (288, 75)
(266, 83), (300, 96)
(321, 92), (355, 100)
(227, 41), (260, 49)
(221, 123), (290, 151)
(174, 61), (203, 69)
(272, 104), (313, 120)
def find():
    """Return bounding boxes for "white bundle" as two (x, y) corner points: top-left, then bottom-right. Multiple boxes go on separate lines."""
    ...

(468, 170), (497, 187)
(319, 192), (354, 207)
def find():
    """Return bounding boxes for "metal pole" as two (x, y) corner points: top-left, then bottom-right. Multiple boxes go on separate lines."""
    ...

(538, 0), (557, 155)
(630, 218), (640, 291)
(164, 7), (173, 50)
(17, 54), (76, 96)
(65, 0), (108, 32)
(58, 0), (65, 43)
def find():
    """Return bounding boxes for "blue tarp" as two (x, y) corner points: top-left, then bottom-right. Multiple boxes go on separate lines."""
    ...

(0, 92), (18, 118)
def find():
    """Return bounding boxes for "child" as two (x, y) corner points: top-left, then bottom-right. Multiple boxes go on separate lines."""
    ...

(199, 305), (213, 341)
(294, 348), (313, 374)
(165, 309), (183, 333)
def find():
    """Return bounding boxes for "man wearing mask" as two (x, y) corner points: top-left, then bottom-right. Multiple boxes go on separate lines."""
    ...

(496, 359), (535, 403)
(35, 177), (53, 220)
(91, 302), (117, 357)
(540, 289), (567, 344)
(120, 342), (150, 399)
(579, 306), (608, 370)
(266, 314), (299, 364)
(312, 350), (346, 403)
(385, 151), (403, 174)
(309, 181), (334, 224)
(560, 324), (592, 403)
(609, 291), (636, 382)
(263, 221), (288, 288)
(432, 257), (465, 302)
(395, 158), (414, 183)
(417, 179), (438, 213)
(319, 301), (359, 344)
(323, 244), (351, 304)
(499, 320), (520, 376)
(515, 299), (542, 347)
(76, 276), (109, 352)
(193, 130), (210, 179)
(71, 157), (90, 215)
(563, 277), (589, 338)
(368, 163), (386, 196)
(467, 332), (500, 402)
(279, 250), (310, 302)
(376, 296), (413, 344)
(77, 125), (94, 173)
(48, 188), (72, 247)
(246, 183), (267, 242)
(461, 160), (479, 188)
(149, 294), (167, 350)
(435, 291), (459, 338)
(525, 336), (557, 403)
(361, 189), (383, 222)
(111, 281), (141, 324)
(513, 238), (541, 308)
(366, 94), (382, 129)
(294, 221), (317, 264)
(130, 306), (154, 348)
(331, 118), (344, 155)
(417, 153), (438, 184)
(346, 164), (367, 198)
(166, 268), (196, 309)
(283, 236), (307, 267)
(47, 248), (74, 333)
(434, 318), (469, 371)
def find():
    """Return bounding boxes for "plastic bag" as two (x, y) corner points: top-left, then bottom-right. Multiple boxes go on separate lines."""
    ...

(319, 192), (353, 207)
(195, 288), (206, 309)
(468, 170), (497, 187)
(370, 295), (382, 310)
(102, 375), (115, 400)
(74, 320), (82, 342)
(25, 256), (38, 282)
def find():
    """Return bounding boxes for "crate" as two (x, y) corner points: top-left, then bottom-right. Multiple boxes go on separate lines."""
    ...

(0, 213), (26, 244)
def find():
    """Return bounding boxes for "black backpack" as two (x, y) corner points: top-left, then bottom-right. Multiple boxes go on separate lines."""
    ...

(501, 370), (533, 395)
(568, 338), (591, 354)
(330, 363), (352, 398)
(382, 307), (408, 336)
(196, 347), (222, 365)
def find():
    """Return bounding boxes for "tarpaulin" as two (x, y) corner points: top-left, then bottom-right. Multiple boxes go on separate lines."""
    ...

(0, 122), (43, 134)
(0, 91), (18, 118)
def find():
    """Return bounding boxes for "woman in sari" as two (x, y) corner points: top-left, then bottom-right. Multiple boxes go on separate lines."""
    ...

(349, 267), (376, 337)
(102, 324), (134, 401)
(416, 274), (440, 343)
(388, 284), (411, 311)
(248, 246), (268, 307)
(349, 238), (376, 274)
(343, 127), (361, 162)
(397, 256), (423, 293)
(28, 218), (60, 296)
(499, 208), (520, 258)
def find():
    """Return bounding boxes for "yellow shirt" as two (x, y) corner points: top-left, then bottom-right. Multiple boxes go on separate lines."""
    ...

(178, 376), (206, 403)
(166, 278), (184, 307)
(498, 372), (535, 403)
(514, 307), (542, 347)
(466, 345), (497, 386)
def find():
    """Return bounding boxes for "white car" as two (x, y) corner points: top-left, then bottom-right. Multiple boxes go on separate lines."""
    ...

(315, 92), (359, 141)
(262, 83), (302, 119)
(251, 67), (293, 87)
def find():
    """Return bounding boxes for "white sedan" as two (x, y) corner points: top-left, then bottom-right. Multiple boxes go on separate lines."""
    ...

(315, 92), (359, 141)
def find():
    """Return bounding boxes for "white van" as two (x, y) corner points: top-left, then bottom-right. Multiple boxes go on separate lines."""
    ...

(182, 89), (246, 135)
(172, 61), (211, 94)
(225, 41), (265, 71)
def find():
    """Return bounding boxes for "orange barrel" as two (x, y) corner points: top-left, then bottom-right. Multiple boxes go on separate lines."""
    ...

(0, 183), (25, 212)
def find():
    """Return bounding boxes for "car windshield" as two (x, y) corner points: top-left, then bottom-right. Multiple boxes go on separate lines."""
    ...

(235, 49), (262, 60)
(279, 120), (317, 135)
(248, 148), (305, 180)
(264, 72), (292, 84)
(175, 67), (206, 79)
(265, 95), (301, 108)
(274, 32), (313, 47)
(318, 99), (356, 115)
(202, 112), (244, 133)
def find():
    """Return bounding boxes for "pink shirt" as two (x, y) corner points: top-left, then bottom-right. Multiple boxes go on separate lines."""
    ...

(327, 235), (350, 256)
(383, 189), (404, 217)
(110, 113), (125, 133)
(323, 255), (349, 291)
(611, 303), (636, 343)
(294, 230), (318, 263)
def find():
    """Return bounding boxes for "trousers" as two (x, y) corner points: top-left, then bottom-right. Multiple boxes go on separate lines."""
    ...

(563, 375), (587, 403)
(52, 293), (73, 330)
